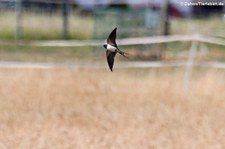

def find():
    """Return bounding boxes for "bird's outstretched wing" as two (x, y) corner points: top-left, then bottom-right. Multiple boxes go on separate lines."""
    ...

(106, 50), (117, 72)
(107, 27), (117, 47)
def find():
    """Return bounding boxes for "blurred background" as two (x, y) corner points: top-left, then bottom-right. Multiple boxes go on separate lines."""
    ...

(0, 0), (225, 148)
(0, 0), (224, 62)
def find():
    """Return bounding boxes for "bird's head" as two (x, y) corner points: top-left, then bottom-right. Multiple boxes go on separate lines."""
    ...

(103, 44), (107, 49)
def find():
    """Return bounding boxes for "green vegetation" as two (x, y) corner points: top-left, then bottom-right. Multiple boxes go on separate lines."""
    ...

(1, 11), (225, 41)
(0, 11), (224, 62)
(0, 11), (93, 41)
(171, 17), (225, 35)
(0, 44), (94, 62)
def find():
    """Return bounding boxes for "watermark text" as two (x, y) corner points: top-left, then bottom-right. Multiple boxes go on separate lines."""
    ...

(180, 1), (224, 6)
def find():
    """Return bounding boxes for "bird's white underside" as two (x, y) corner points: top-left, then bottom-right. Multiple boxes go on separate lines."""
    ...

(107, 44), (117, 52)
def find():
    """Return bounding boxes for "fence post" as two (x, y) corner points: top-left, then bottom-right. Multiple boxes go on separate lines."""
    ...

(62, 0), (70, 39)
(162, 0), (170, 36)
(15, 0), (23, 44)
(183, 40), (198, 93)
(159, 0), (170, 60)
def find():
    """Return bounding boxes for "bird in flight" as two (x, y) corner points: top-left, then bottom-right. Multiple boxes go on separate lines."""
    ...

(103, 27), (128, 72)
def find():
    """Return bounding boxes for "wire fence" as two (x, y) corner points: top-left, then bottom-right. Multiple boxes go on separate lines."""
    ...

(0, 0), (166, 42)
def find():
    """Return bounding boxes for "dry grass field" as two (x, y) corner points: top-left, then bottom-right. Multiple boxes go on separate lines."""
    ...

(0, 67), (224, 149)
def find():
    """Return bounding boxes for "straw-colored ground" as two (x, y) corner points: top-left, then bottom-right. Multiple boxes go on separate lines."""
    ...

(0, 68), (224, 149)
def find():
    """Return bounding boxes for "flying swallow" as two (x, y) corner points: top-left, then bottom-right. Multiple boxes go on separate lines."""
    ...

(103, 27), (128, 72)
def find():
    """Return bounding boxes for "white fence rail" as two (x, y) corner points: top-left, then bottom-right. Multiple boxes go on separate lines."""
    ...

(0, 61), (225, 70)
(29, 34), (225, 47)
(25, 33), (225, 92)
(2, 33), (225, 92)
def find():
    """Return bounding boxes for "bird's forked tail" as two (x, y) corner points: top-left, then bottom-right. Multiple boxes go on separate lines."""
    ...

(117, 49), (129, 59)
